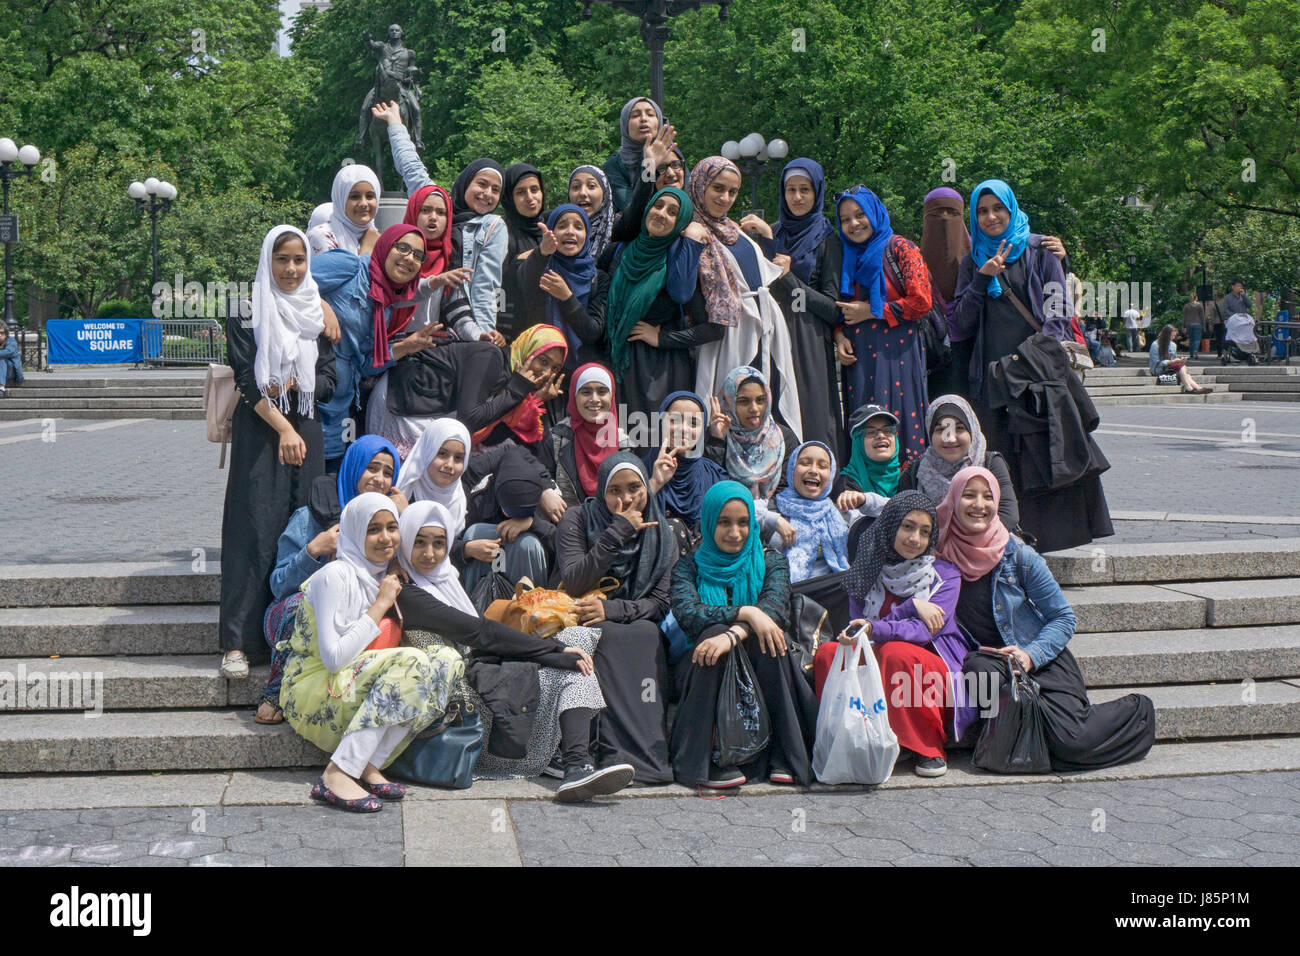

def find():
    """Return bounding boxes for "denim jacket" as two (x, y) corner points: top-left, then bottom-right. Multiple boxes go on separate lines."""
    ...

(986, 537), (1077, 670)
(388, 123), (505, 336)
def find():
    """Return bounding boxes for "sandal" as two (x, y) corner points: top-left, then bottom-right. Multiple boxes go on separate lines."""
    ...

(254, 699), (283, 724)
(219, 651), (249, 679)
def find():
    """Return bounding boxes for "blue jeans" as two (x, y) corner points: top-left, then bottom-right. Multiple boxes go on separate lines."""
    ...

(0, 357), (22, 386)
(318, 354), (359, 461)
(1186, 324), (1202, 358)
(1126, 331), (1138, 352)
(461, 522), (548, 593)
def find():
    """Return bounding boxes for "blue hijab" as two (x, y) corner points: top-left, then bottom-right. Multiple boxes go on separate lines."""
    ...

(695, 481), (766, 608)
(836, 186), (894, 318)
(772, 159), (834, 284)
(643, 390), (728, 527)
(545, 203), (598, 349)
(969, 179), (1030, 299)
(336, 435), (402, 509)
(773, 441), (849, 580)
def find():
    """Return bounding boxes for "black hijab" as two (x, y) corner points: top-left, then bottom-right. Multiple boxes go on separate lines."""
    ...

(495, 444), (547, 519)
(451, 158), (505, 226)
(844, 490), (938, 601)
(501, 163), (546, 245)
(581, 452), (677, 601)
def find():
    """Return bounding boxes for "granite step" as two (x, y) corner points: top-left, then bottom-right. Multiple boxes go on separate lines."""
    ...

(1091, 680), (1300, 740)
(1160, 578), (1300, 628)
(1044, 538), (1300, 586)
(1085, 384), (1222, 397)
(0, 656), (265, 710)
(1222, 391), (1300, 402)
(0, 386), (202, 399)
(1072, 626), (1300, 686)
(0, 397), (205, 409)
(0, 408), (206, 421)
(0, 562), (220, 608)
(1067, 578), (1300, 632)
(1089, 392), (1241, 406)
(15, 377), (205, 389)
(0, 605), (219, 656)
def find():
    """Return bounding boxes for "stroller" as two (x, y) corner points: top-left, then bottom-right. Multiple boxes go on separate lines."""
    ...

(1221, 313), (1260, 365)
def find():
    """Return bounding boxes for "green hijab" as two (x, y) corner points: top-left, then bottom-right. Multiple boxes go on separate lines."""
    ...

(607, 186), (693, 376)
(842, 419), (901, 496)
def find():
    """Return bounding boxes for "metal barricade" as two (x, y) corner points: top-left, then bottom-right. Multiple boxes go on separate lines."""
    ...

(141, 319), (225, 366)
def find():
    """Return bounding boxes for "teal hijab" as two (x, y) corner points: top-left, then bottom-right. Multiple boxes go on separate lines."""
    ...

(694, 481), (766, 608)
(842, 418), (900, 496)
(606, 186), (693, 376)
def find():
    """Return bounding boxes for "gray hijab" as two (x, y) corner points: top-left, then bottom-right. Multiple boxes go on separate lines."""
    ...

(916, 395), (988, 507)
(617, 97), (665, 174)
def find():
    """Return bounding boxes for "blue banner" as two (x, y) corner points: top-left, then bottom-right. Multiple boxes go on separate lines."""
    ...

(47, 319), (146, 364)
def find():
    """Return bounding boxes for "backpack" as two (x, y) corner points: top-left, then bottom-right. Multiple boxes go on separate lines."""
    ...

(883, 236), (950, 375)
(203, 363), (240, 468)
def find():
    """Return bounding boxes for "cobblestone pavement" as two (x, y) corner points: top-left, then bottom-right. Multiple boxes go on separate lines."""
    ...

(0, 401), (1296, 564)
(1, 772), (1296, 866)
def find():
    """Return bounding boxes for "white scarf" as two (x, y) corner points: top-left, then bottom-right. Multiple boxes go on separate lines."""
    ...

(251, 225), (325, 417)
(326, 165), (381, 253)
(395, 418), (472, 536)
(307, 202), (332, 233)
(861, 556), (940, 620)
(305, 493), (397, 637)
(398, 500), (477, 616)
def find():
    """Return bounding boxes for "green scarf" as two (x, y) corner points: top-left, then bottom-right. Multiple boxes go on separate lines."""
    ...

(842, 421), (900, 496)
(607, 186), (693, 376)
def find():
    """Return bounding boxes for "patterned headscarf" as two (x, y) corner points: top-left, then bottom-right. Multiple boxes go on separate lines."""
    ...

(720, 366), (785, 500)
(773, 441), (849, 580)
(916, 395), (988, 510)
(687, 156), (745, 328)
(569, 164), (615, 260)
(492, 324), (568, 445)
(844, 490), (941, 619)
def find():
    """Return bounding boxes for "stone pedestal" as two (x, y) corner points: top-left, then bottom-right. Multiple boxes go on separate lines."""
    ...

(375, 194), (409, 233)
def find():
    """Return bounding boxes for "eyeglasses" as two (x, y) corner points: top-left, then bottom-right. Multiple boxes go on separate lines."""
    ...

(657, 161), (685, 174)
(862, 426), (895, 439)
(391, 241), (427, 263)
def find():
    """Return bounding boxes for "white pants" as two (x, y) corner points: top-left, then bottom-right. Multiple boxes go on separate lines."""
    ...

(331, 725), (410, 777)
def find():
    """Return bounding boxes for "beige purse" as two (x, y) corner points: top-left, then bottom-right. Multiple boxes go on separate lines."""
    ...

(203, 363), (241, 468)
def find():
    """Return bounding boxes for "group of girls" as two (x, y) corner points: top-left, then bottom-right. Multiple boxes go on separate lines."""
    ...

(215, 94), (1140, 809)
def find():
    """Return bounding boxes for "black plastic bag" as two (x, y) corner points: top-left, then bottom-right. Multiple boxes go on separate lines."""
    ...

(713, 645), (771, 767)
(470, 551), (515, 616)
(972, 654), (1052, 774)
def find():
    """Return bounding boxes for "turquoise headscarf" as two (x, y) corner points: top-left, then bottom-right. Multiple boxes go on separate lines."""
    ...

(694, 481), (766, 608)
(969, 179), (1030, 299)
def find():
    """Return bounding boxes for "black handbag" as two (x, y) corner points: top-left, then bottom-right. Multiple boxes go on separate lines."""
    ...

(388, 700), (484, 789)
(787, 593), (832, 684)
(972, 653), (1052, 774)
(712, 644), (771, 767)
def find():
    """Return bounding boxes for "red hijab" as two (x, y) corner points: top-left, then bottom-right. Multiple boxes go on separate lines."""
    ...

(404, 184), (454, 280)
(567, 363), (619, 498)
(369, 223), (423, 368)
(936, 465), (1010, 580)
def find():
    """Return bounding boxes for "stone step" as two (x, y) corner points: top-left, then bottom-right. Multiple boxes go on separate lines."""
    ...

(1044, 538), (1300, 585)
(1090, 392), (1241, 406)
(0, 656), (265, 710)
(0, 605), (219, 655)
(1224, 381), (1300, 392)
(1222, 391), (1300, 402)
(1072, 626), (1300, 686)
(1203, 366), (1300, 378)
(0, 710), (326, 773)
(0, 562), (220, 608)
(1067, 578), (1300, 633)
(0, 386), (202, 399)
(1091, 680), (1300, 740)
(1161, 578), (1300, 628)
(0, 408), (205, 421)
(16, 377), (206, 389)
(1086, 384), (1221, 397)
(0, 397), (204, 409)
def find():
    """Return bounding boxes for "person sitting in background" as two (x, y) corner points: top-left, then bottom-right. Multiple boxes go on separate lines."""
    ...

(0, 325), (22, 396)
(1149, 324), (1213, 394)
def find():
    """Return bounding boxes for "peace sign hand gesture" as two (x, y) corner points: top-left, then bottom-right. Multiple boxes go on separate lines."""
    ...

(708, 395), (730, 439)
(649, 440), (684, 493)
(978, 239), (1011, 278)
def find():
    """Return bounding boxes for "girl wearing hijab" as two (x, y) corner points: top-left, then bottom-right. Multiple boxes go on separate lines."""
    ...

(834, 403), (899, 509)
(642, 391), (729, 546)
(668, 482), (817, 788)
(279, 493), (464, 811)
(374, 101), (508, 342)
(704, 366), (798, 501)
(307, 165), (381, 255)
(312, 223), (466, 469)
(380, 323), (567, 454)
(515, 204), (607, 372)
(832, 186), (932, 462)
(218, 225), (337, 681)
(395, 501), (634, 800)
(568, 164), (615, 261)
(938, 467), (1155, 770)
(554, 453), (679, 784)
(681, 157), (803, 438)
(742, 158), (845, 454)
(605, 186), (717, 436)
(307, 202), (333, 235)
(600, 125), (683, 260)
(896, 394), (1019, 530)
(820, 491), (976, 778)
(498, 163), (547, 338)
(602, 96), (664, 212)
(543, 363), (628, 507)
(257, 435), (406, 723)
(394, 418), (472, 530)
(920, 187), (972, 398)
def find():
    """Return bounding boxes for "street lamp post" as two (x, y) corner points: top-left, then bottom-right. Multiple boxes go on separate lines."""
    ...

(580, 1), (733, 108)
(720, 133), (788, 219)
(128, 178), (178, 289)
(0, 136), (41, 363)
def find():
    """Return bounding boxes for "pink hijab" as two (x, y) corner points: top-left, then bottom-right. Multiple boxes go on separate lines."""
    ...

(936, 465), (1010, 580)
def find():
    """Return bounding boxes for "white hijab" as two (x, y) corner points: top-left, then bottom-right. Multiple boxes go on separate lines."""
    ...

(326, 165), (381, 253)
(398, 500), (477, 616)
(307, 202), (333, 233)
(395, 419), (472, 535)
(305, 492), (397, 634)
(251, 225), (325, 417)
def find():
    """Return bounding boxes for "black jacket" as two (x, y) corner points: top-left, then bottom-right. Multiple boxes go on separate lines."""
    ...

(985, 333), (1110, 492)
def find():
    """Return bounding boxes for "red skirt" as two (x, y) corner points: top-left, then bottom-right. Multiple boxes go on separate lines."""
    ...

(814, 640), (950, 759)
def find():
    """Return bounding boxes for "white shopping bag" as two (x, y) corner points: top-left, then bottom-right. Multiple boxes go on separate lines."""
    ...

(812, 637), (899, 785)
